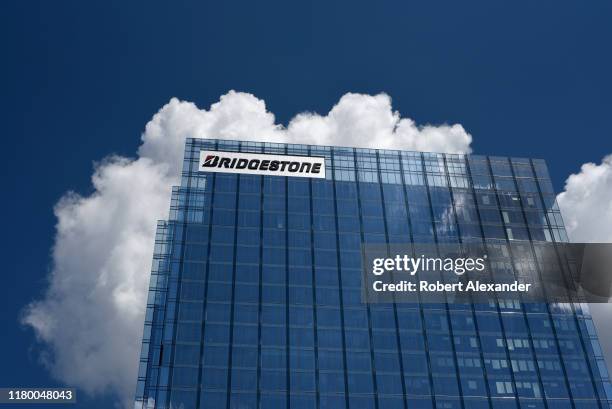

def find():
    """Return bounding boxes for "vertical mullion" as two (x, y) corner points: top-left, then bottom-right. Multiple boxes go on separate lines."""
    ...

(353, 150), (380, 409)
(309, 148), (323, 409)
(225, 169), (241, 408)
(256, 168), (264, 408)
(285, 145), (291, 409)
(375, 151), (408, 409)
(330, 149), (351, 409)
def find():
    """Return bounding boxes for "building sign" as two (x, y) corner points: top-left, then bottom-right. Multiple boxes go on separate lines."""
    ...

(199, 150), (326, 179)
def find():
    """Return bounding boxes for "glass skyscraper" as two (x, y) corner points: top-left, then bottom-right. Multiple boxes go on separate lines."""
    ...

(135, 138), (611, 409)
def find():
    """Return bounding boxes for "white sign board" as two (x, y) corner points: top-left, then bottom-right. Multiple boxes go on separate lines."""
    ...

(199, 150), (326, 179)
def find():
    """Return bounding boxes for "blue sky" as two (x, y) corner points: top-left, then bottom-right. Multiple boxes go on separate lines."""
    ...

(1, 1), (612, 407)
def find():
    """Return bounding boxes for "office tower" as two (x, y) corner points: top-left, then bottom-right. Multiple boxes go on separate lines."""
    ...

(135, 138), (611, 409)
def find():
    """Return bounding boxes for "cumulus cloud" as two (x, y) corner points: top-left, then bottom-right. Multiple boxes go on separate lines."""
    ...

(139, 91), (472, 169)
(557, 155), (612, 242)
(557, 155), (612, 380)
(22, 157), (171, 402)
(22, 90), (472, 407)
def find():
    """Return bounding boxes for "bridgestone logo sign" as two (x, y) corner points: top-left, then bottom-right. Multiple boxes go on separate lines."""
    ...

(199, 150), (326, 179)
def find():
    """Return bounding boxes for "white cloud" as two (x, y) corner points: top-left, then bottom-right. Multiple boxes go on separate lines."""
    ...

(557, 155), (612, 242)
(22, 157), (171, 402)
(557, 155), (612, 383)
(285, 93), (472, 153)
(22, 90), (472, 408)
(139, 91), (472, 169)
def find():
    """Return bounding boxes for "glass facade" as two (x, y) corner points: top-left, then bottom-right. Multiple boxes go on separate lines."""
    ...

(135, 138), (612, 409)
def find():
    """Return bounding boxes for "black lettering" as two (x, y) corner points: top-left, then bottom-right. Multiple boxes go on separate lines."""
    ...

(220, 157), (231, 168)
(248, 159), (260, 170)
(204, 153), (324, 177)
(236, 158), (249, 169)
(299, 162), (312, 173)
